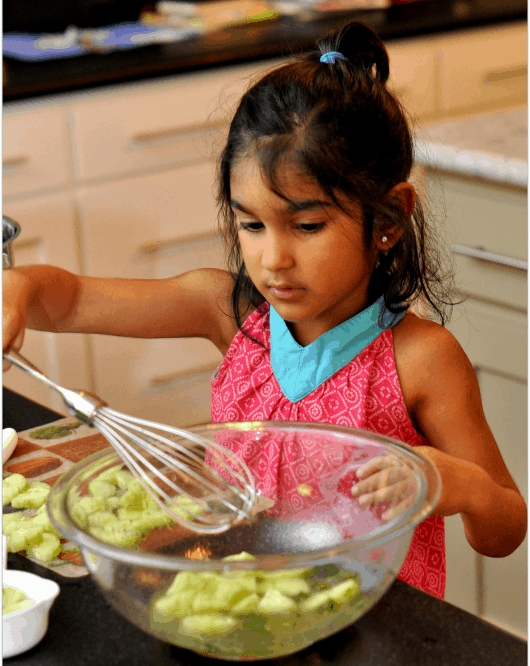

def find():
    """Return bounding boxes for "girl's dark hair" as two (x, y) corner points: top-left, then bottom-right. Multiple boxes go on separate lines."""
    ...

(217, 20), (455, 334)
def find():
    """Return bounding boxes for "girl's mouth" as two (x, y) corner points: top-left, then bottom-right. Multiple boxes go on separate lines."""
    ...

(268, 285), (303, 299)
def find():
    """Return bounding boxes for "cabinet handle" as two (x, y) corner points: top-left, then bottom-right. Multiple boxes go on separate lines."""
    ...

(139, 231), (218, 255)
(484, 66), (527, 85)
(132, 121), (225, 144)
(3, 155), (29, 170)
(453, 244), (528, 271)
(151, 362), (219, 387)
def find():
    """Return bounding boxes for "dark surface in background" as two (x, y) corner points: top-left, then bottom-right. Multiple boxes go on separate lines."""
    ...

(3, 0), (527, 101)
(2, 387), (528, 666)
(3, 0), (148, 33)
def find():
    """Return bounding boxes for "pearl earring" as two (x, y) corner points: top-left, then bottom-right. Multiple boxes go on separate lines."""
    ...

(381, 236), (388, 243)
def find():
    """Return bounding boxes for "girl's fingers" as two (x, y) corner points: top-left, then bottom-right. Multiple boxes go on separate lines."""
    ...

(2, 328), (25, 372)
(355, 479), (412, 507)
(356, 454), (402, 479)
(351, 466), (411, 495)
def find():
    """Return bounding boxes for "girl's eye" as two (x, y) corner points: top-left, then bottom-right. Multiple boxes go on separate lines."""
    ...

(298, 222), (325, 233)
(238, 221), (263, 232)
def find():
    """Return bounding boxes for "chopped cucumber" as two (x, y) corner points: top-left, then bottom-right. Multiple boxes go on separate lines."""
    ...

(299, 590), (333, 613)
(11, 486), (50, 509)
(87, 511), (120, 528)
(222, 551), (257, 562)
(88, 524), (141, 548)
(230, 593), (260, 614)
(6, 525), (44, 553)
(3, 474), (29, 505)
(88, 480), (116, 499)
(3, 586), (35, 615)
(180, 614), (238, 638)
(27, 532), (62, 562)
(2, 514), (31, 536)
(263, 577), (310, 597)
(256, 589), (297, 615)
(328, 579), (360, 604)
(192, 575), (257, 614)
(30, 510), (62, 538)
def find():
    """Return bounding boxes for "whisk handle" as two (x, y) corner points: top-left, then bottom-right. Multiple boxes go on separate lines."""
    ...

(3, 350), (107, 425)
(4, 350), (58, 389)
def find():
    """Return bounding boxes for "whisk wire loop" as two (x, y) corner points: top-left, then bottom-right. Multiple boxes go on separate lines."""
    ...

(4, 350), (257, 535)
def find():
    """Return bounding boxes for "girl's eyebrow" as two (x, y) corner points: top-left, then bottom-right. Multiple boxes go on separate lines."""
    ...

(230, 199), (332, 214)
(287, 199), (332, 212)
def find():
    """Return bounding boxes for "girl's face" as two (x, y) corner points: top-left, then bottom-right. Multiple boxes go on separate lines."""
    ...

(230, 157), (382, 346)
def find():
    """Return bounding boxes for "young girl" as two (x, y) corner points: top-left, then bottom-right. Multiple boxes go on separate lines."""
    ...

(3, 22), (526, 600)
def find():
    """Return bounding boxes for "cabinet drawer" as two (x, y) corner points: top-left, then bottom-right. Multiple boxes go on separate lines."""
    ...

(387, 37), (437, 119)
(439, 22), (527, 113)
(449, 299), (527, 382)
(77, 161), (221, 276)
(87, 233), (226, 427)
(71, 58), (286, 182)
(3, 106), (72, 198)
(426, 173), (527, 310)
(78, 165), (226, 423)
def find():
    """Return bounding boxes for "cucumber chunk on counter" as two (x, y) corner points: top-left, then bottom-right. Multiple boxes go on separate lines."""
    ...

(11, 485), (50, 509)
(2, 514), (31, 536)
(27, 532), (62, 562)
(6, 525), (44, 553)
(2, 474), (30, 505)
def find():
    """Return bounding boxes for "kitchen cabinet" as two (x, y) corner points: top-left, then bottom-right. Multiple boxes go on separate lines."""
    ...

(423, 171), (527, 639)
(76, 165), (227, 426)
(70, 58), (284, 425)
(438, 22), (527, 117)
(2, 193), (87, 414)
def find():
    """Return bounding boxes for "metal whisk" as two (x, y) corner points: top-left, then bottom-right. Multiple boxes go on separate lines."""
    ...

(4, 351), (256, 534)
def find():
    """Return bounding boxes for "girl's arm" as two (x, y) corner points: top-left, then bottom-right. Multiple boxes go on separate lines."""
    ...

(390, 314), (527, 558)
(3, 265), (238, 356)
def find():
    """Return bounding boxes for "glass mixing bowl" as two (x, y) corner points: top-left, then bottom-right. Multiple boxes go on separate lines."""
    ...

(47, 421), (441, 661)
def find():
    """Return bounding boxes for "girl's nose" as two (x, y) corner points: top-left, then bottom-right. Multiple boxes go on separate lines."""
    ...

(260, 234), (294, 271)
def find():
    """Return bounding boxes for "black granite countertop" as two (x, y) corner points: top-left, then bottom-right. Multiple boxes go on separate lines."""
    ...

(2, 387), (527, 666)
(3, 0), (527, 102)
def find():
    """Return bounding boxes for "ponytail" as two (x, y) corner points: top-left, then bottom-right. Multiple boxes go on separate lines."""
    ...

(218, 20), (456, 332)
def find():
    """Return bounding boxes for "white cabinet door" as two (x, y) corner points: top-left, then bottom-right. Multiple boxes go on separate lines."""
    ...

(76, 164), (226, 426)
(3, 193), (87, 414)
(423, 167), (527, 637)
(449, 299), (527, 638)
(479, 371), (527, 638)
(438, 22), (527, 114)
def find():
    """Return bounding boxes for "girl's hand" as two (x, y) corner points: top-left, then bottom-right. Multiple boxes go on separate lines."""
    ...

(350, 454), (418, 522)
(2, 270), (30, 371)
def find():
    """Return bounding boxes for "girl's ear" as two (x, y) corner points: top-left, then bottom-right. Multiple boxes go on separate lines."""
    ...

(375, 182), (416, 252)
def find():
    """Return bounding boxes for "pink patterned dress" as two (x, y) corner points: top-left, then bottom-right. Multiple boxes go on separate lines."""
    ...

(211, 301), (445, 599)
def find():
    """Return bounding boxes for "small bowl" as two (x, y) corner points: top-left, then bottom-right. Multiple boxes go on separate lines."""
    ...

(2, 428), (18, 464)
(2, 570), (60, 658)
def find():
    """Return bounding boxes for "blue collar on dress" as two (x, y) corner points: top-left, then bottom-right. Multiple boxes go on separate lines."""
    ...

(269, 296), (405, 403)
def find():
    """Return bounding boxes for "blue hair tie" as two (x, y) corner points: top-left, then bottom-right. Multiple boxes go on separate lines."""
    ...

(320, 51), (347, 64)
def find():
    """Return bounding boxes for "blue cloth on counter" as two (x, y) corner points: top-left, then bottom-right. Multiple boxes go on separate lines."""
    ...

(3, 23), (200, 61)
